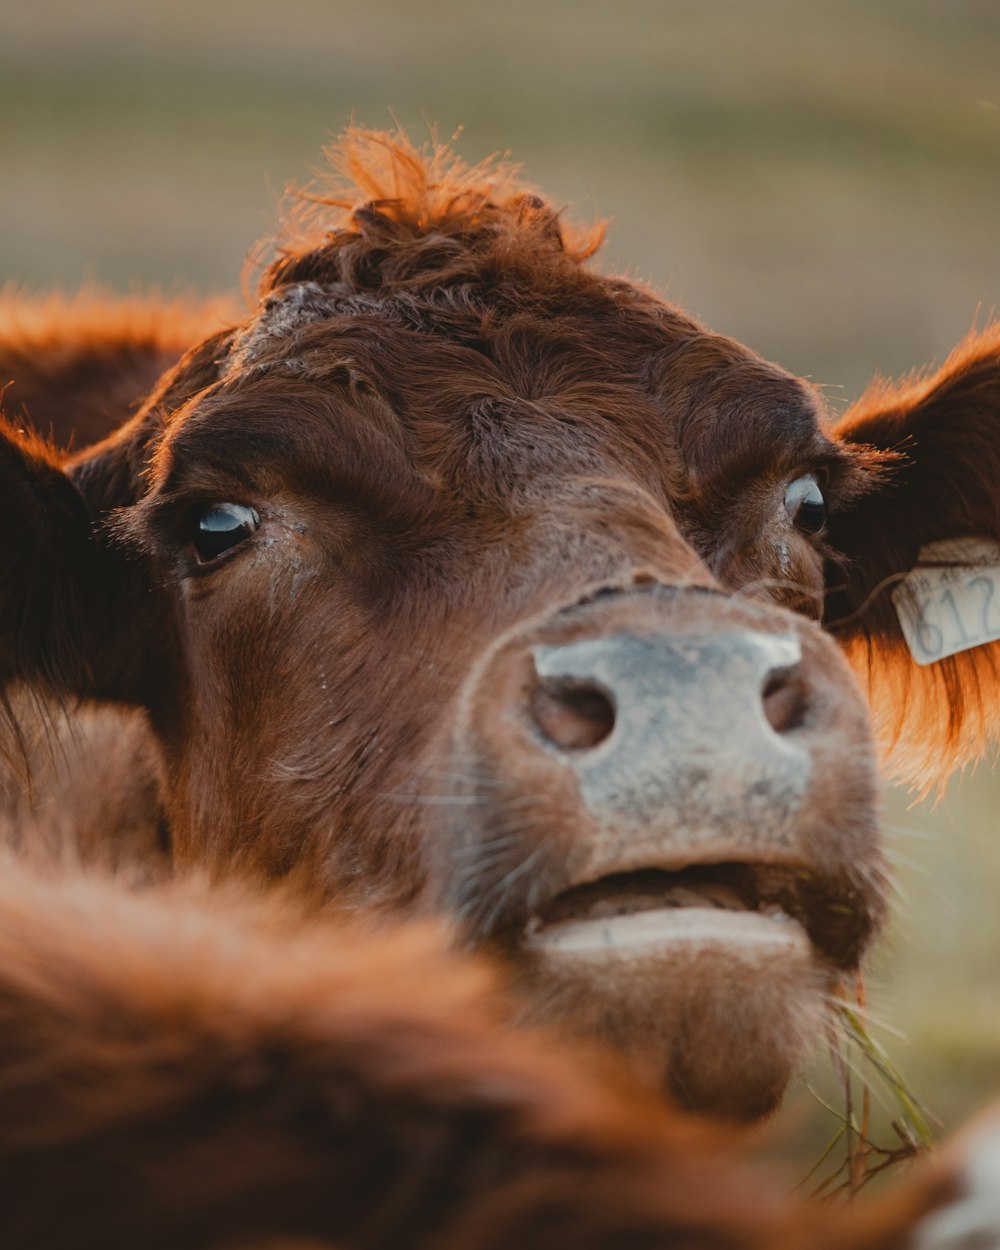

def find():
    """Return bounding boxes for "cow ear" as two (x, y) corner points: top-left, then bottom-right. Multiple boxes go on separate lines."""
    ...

(825, 323), (1000, 788)
(0, 420), (98, 700)
(1, 324), (236, 738)
(0, 419), (141, 707)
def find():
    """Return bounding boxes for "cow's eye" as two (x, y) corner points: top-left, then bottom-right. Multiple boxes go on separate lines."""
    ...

(190, 502), (260, 563)
(783, 474), (826, 535)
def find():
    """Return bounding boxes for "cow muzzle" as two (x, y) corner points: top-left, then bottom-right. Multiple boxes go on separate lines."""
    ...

(430, 586), (884, 1119)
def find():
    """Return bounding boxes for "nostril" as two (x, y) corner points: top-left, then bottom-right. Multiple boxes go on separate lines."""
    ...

(761, 665), (807, 735)
(530, 677), (616, 751)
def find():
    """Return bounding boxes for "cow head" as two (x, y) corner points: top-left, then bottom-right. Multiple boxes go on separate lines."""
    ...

(3, 131), (999, 1121)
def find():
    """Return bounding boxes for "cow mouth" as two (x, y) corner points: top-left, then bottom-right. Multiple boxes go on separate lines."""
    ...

(524, 862), (870, 969)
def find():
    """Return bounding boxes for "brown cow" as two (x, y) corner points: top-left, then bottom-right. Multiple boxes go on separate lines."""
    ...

(2, 127), (1000, 1244)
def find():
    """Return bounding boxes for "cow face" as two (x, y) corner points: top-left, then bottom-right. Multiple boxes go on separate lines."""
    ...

(3, 132), (999, 1121)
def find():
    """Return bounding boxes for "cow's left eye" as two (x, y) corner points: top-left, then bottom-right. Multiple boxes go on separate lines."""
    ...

(783, 474), (827, 535)
(190, 502), (260, 562)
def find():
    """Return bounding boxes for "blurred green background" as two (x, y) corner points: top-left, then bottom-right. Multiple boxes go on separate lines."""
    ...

(2, 0), (999, 1179)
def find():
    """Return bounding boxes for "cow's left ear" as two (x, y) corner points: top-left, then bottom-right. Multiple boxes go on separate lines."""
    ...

(824, 323), (1000, 788)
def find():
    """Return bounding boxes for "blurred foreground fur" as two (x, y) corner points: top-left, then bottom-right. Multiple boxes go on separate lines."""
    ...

(0, 759), (959, 1250)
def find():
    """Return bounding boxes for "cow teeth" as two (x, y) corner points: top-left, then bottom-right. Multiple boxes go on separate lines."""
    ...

(668, 885), (745, 911)
(584, 895), (661, 919)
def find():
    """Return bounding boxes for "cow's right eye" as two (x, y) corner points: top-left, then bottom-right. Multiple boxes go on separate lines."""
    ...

(190, 502), (261, 563)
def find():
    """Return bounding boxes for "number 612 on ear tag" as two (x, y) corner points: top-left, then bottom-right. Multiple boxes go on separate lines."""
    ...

(893, 538), (1000, 666)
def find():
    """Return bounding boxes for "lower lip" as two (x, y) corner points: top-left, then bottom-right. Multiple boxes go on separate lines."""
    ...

(524, 907), (807, 955)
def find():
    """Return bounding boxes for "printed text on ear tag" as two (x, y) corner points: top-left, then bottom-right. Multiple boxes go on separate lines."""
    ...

(893, 538), (1000, 666)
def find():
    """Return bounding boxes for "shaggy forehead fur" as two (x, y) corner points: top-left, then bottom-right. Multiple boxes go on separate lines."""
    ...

(193, 129), (839, 527)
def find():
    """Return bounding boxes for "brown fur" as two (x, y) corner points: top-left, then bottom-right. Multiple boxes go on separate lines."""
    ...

(0, 848), (959, 1250)
(1, 127), (999, 1243)
(0, 692), (166, 872)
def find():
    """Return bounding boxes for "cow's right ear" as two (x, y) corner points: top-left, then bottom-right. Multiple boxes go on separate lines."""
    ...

(0, 419), (149, 705)
(1, 325), (237, 715)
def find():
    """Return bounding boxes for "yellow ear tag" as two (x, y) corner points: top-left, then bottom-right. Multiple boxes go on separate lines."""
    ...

(893, 538), (1000, 665)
